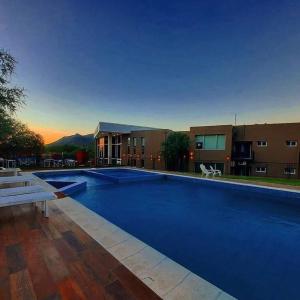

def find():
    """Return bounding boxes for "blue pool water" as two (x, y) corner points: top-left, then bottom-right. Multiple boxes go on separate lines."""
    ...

(37, 169), (300, 300)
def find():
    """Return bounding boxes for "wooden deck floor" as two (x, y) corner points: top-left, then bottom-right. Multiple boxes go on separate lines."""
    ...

(0, 202), (161, 300)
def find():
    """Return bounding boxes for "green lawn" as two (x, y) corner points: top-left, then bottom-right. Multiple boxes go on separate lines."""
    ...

(164, 170), (300, 187)
(220, 175), (300, 186)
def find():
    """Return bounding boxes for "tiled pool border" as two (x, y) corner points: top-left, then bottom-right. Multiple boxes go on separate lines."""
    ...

(27, 166), (300, 299)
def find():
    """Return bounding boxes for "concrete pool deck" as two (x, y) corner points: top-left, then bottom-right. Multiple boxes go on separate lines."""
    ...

(23, 169), (236, 300)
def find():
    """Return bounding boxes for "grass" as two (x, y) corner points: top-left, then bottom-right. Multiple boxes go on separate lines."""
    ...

(160, 170), (300, 187)
(220, 175), (300, 186)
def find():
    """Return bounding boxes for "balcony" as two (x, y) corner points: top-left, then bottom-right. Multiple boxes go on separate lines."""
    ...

(232, 151), (254, 161)
(232, 142), (254, 161)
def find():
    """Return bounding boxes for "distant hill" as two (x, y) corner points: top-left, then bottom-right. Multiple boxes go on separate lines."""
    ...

(47, 133), (94, 147)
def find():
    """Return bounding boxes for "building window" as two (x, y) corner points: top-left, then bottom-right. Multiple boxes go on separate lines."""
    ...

(195, 135), (226, 150)
(133, 137), (137, 154)
(256, 167), (267, 173)
(127, 137), (130, 154)
(195, 141), (203, 149)
(257, 141), (267, 147)
(284, 167), (296, 175)
(286, 140), (297, 147)
(141, 137), (145, 154)
(141, 159), (145, 168)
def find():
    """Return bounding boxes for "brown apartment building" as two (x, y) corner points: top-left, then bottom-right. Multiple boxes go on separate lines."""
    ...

(94, 121), (300, 178)
(94, 122), (170, 171)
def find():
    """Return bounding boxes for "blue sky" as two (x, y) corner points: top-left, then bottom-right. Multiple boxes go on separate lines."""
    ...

(1, 0), (300, 142)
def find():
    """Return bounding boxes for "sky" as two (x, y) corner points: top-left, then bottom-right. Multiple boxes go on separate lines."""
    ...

(1, 0), (300, 143)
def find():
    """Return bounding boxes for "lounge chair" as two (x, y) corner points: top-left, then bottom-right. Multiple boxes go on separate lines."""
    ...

(210, 166), (222, 176)
(200, 164), (214, 177)
(0, 175), (34, 186)
(0, 185), (45, 197)
(0, 191), (57, 217)
(0, 168), (21, 176)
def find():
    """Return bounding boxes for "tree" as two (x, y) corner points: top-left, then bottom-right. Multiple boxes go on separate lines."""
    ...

(0, 49), (44, 159)
(0, 119), (44, 158)
(0, 110), (14, 141)
(0, 49), (26, 142)
(0, 49), (25, 114)
(161, 132), (190, 171)
(45, 144), (80, 159)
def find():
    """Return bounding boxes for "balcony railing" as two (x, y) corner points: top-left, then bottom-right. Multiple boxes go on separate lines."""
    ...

(232, 150), (254, 161)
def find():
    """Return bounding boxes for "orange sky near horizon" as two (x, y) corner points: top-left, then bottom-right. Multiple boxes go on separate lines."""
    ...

(29, 126), (87, 144)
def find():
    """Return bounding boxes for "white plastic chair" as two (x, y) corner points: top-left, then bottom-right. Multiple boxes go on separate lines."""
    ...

(200, 164), (214, 177)
(210, 166), (222, 176)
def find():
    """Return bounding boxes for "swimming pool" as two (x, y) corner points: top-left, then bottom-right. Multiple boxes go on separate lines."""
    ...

(36, 168), (300, 300)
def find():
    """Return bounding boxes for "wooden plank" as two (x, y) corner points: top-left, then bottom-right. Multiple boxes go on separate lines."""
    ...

(81, 249), (117, 286)
(12, 216), (31, 244)
(53, 238), (79, 263)
(67, 222), (98, 248)
(41, 241), (70, 283)
(62, 231), (85, 253)
(0, 279), (11, 300)
(0, 244), (8, 281)
(113, 264), (162, 300)
(23, 234), (57, 300)
(0, 206), (14, 222)
(6, 243), (26, 274)
(68, 261), (106, 300)
(50, 214), (71, 233)
(58, 278), (86, 300)
(26, 228), (48, 248)
(0, 219), (18, 246)
(9, 269), (37, 300)
(40, 220), (62, 240)
(105, 280), (135, 300)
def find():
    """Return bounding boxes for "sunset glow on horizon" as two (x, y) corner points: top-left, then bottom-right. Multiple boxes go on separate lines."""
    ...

(28, 126), (91, 144)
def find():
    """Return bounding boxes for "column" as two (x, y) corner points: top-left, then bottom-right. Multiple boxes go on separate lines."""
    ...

(108, 133), (112, 164)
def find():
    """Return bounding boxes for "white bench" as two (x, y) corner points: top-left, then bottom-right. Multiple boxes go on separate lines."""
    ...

(0, 191), (57, 217)
(0, 185), (45, 197)
(0, 175), (34, 186)
(0, 168), (21, 177)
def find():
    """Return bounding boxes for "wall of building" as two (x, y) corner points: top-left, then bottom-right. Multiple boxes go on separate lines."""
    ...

(95, 122), (300, 179)
(189, 125), (233, 175)
(122, 129), (171, 170)
(234, 123), (300, 178)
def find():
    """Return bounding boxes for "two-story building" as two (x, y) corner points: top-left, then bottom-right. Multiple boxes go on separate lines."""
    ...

(94, 121), (300, 178)
(94, 122), (170, 170)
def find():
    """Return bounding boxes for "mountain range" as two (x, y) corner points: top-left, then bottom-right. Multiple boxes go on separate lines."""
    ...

(47, 133), (94, 147)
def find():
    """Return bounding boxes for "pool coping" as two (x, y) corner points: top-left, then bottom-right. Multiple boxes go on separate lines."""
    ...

(25, 168), (237, 299)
